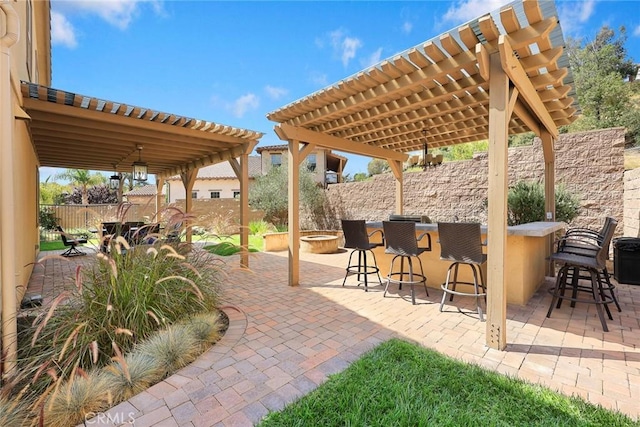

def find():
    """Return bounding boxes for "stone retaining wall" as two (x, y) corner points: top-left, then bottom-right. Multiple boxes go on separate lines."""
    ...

(323, 128), (626, 231)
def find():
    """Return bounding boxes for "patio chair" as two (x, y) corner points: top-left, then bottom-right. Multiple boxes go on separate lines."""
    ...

(340, 219), (384, 291)
(438, 222), (487, 321)
(554, 217), (621, 312)
(547, 217), (618, 332)
(56, 225), (87, 257)
(382, 221), (431, 305)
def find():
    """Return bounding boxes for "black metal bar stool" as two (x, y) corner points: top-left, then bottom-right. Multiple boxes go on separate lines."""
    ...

(437, 222), (487, 321)
(382, 221), (431, 305)
(341, 220), (384, 291)
(547, 217), (618, 332)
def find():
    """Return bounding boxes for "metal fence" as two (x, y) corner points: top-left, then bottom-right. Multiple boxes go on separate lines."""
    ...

(39, 204), (156, 241)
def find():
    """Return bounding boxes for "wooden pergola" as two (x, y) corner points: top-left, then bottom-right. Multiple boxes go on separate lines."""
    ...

(267, 0), (577, 350)
(21, 82), (263, 267)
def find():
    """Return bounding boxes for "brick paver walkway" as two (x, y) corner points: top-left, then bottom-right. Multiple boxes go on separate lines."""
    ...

(24, 248), (640, 426)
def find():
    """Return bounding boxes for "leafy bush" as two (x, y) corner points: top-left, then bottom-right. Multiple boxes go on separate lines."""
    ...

(39, 206), (59, 230)
(506, 180), (580, 225)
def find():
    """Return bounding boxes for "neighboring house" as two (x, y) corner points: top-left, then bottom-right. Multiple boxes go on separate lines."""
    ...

(256, 144), (347, 186)
(123, 184), (165, 206)
(165, 156), (262, 203)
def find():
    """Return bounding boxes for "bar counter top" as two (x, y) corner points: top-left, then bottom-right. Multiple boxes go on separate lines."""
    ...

(366, 221), (565, 237)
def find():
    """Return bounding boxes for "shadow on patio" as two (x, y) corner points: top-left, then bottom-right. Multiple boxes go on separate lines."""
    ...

(24, 248), (640, 425)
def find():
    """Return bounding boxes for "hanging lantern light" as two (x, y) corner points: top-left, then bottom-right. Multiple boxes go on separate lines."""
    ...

(109, 173), (120, 190)
(132, 145), (148, 182)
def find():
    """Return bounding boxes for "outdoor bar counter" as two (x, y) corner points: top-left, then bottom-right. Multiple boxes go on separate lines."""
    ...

(366, 221), (566, 305)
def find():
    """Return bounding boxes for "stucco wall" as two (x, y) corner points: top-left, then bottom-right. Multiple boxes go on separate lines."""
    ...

(623, 168), (640, 237)
(324, 128), (626, 231)
(167, 178), (243, 203)
(170, 199), (264, 235)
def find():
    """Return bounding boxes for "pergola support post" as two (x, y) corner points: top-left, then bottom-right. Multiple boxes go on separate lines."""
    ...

(180, 169), (198, 244)
(288, 140), (301, 286)
(388, 160), (404, 214)
(229, 155), (250, 268)
(541, 130), (556, 276)
(486, 51), (510, 350)
(155, 176), (165, 215)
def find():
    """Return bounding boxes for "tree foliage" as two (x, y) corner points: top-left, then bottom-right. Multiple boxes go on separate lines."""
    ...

(367, 159), (389, 176)
(249, 163), (325, 228)
(65, 185), (118, 205)
(566, 26), (640, 144)
(39, 181), (69, 205)
(54, 169), (107, 204)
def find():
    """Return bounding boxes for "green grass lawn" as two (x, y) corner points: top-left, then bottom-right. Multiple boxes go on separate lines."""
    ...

(259, 339), (637, 427)
(202, 234), (263, 256)
(39, 241), (67, 251)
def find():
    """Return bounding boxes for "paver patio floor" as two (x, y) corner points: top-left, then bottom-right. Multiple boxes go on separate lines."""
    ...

(25, 247), (640, 426)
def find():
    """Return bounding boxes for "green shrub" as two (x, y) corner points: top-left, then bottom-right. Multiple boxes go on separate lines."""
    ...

(249, 220), (275, 235)
(507, 180), (580, 225)
(39, 206), (59, 230)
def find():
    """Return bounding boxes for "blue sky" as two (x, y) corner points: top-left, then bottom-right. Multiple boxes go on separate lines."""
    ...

(43, 0), (640, 182)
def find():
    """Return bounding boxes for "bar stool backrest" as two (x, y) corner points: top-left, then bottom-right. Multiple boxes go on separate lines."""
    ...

(341, 220), (370, 250)
(595, 218), (618, 268)
(382, 221), (419, 256)
(438, 222), (484, 264)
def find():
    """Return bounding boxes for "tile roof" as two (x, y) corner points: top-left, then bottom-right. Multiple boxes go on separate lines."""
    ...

(255, 144), (288, 153)
(124, 184), (164, 196)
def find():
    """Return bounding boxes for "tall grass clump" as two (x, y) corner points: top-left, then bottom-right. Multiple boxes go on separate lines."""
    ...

(18, 240), (223, 398)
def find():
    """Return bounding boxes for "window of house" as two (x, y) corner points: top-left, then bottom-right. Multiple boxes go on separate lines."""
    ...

(307, 154), (317, 171)
(233, 191), (241, 198)
(210, 191), (221, 199)
(271, 153), (282, 168)
(191, 191), (198, 199)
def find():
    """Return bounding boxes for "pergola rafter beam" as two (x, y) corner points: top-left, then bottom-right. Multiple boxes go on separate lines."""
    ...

(275, 123), (407, 162)
(498, 35), (559, 139)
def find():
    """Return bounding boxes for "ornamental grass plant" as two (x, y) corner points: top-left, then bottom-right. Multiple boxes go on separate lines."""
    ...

(20, 240), (222, 385)
(9, 208), (227, 425)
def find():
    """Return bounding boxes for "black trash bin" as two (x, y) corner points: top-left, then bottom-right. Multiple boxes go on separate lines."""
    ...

(613, 237), (640, 285)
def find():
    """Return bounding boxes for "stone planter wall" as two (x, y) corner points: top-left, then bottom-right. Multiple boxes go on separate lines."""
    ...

(263, 230), (344, 252)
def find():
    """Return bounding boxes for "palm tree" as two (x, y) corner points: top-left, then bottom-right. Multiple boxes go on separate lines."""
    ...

(54, 169), (106, 204)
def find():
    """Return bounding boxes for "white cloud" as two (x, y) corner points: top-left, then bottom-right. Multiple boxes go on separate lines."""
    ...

(52, 0), (164, 30)
(633, 25), (640, 37)
(51, 10), (78, 48)
(230, 93), (259, 118)
(443, 0), (511, 24)
(329, 29), (363, 67)
(309, 71), (328, 87)
(361, 48), (383, 68)
(265, 85), (288, 100)
(402, 21), (413, 35)
(557, 0), (597, 36)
